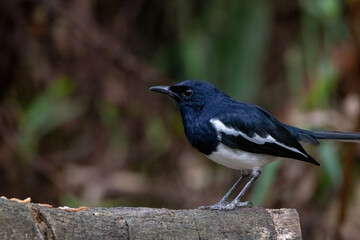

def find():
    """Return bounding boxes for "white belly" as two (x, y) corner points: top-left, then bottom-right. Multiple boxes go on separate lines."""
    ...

(207, 143), (277, 170)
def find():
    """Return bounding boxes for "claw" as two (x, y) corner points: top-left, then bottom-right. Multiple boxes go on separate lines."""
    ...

(198, 200), (252, 210)
(198, 200), (228, 210)
(233, 200), (252, 208)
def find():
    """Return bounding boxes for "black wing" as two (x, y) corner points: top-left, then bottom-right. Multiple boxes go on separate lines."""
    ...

(211, 105), (320, 166)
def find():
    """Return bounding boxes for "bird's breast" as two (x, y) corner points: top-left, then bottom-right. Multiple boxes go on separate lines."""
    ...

(207, 143), (276, 170)
(183, 120), (219, 155)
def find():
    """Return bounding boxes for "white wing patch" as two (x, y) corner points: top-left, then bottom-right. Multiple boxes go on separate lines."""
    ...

(209, 118), (308, 158)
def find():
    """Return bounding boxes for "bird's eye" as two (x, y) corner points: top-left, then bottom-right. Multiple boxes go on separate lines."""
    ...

(181, 89), (193, 98)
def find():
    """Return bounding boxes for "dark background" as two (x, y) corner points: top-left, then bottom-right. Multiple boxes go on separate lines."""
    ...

(1, 0), (360, 239)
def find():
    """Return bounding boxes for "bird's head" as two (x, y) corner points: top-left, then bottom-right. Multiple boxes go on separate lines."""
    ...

(149, 80), (223, 116)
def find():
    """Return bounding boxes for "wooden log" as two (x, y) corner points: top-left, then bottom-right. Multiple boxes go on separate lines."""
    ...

(0, 198), (301, 239)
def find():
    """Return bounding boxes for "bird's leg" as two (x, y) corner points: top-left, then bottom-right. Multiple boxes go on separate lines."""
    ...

(217, 173), (248, 204)
(199, 170), (261, 210)
(198, 172), (249, 210)
(229, 169), (261, 208)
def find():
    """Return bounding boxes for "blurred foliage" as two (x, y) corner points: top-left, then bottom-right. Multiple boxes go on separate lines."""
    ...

(0, 0), (360, 239)
(319, 142), (342, 188)
(18, 77), (83, 162)
(250, 160), (282, 206)
(154, 0), (270, 101)
(59, 193), (83, 208)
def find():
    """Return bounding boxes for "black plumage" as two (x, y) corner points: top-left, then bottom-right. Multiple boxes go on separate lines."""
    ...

(150, 80), (360, 210)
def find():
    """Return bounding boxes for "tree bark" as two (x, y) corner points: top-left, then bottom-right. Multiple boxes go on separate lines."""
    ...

(0, 198), (301, 240)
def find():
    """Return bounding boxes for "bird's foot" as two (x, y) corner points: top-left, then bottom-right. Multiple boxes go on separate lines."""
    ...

(198, 200), (228, 210)
(198, 200), (252, 210)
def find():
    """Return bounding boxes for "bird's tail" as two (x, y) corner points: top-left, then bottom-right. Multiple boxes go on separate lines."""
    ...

(283, 124), (360, 145)
(310, 131), (360, 142)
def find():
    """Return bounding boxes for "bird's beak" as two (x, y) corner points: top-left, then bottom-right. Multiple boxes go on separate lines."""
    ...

(149, 85), (180, 100)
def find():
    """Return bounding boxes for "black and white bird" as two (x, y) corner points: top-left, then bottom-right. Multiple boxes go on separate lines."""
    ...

(149, 80), (360, 210)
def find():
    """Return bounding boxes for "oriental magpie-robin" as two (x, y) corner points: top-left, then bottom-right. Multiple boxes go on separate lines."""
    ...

(149, 80), (360, 210)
